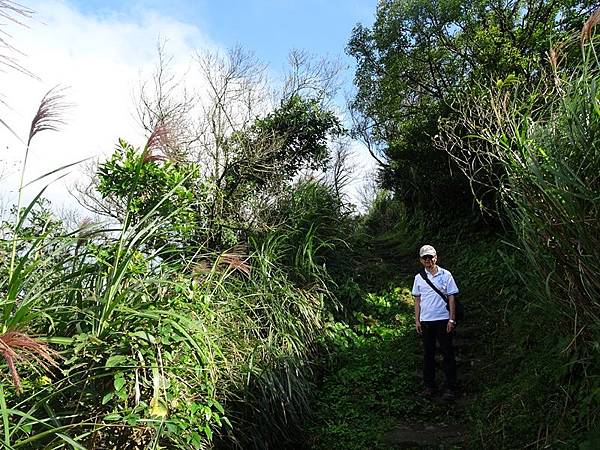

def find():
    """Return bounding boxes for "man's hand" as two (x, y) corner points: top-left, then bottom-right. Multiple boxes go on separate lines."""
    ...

(416, 321), (422, 334)
(446, 321), (456, 333)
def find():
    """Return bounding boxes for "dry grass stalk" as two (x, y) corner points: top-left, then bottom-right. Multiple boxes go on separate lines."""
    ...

(0, 331), (61, 393)
(27, 86), (69, 146)
(547, 43), (567, 89)
(219, 254), (252, 277)
(75, 217), (98, 252)
(192, 260), (212, 278)
(143, 119), (181, 163)
(581, 8), (600, 44)
(0, 1), (33, 25)
(218, 245), (252, 277)
(547, 47), (559, 73)
(77, 217), (95, 234)
(191, 247), (252, 281)
(0, 1), (36, 77)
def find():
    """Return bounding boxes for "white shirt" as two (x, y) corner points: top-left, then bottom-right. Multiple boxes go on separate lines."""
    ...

(412, 266), (459, 321)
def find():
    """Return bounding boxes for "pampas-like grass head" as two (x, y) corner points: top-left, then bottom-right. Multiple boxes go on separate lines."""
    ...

(27, 86), (69, 146)
(0, 331), (61, 393)
(218, 245), (252, 277)
(143, 120), (175, 163)
(581, 8), (600, 44)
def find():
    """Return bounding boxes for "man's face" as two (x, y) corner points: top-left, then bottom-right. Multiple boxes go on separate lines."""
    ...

(420, 254), (437, 269)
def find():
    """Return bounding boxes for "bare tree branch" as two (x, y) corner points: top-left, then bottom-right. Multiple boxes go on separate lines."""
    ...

(348, 97), (388, 168)
(281, 49), (343, 106)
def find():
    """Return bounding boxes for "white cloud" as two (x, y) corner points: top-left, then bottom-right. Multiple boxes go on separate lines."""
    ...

(344, 139), (380, 212)
(0, 0), (217, 214)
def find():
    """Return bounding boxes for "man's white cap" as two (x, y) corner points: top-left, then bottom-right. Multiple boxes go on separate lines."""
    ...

(419, 245), (437, 257)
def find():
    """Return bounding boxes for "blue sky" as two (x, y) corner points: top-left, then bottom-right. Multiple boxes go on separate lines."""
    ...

(68, 0), (377, 69)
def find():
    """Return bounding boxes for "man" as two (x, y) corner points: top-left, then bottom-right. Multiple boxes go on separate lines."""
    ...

(412, 244), (459, 400)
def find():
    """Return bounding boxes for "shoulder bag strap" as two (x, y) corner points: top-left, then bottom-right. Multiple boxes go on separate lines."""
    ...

(419, 269), (449, 305)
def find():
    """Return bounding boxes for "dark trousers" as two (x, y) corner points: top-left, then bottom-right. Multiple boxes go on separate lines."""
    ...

(421, 320), (457, 390)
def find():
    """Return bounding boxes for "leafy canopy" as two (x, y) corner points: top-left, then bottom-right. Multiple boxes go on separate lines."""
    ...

(348, 0), (596, 220)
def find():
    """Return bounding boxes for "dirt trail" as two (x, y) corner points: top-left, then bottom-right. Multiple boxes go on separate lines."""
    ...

(383, 325), (479, 448)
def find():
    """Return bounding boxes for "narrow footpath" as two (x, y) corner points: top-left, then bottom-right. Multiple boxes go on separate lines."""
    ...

(307, 258), (480, 449)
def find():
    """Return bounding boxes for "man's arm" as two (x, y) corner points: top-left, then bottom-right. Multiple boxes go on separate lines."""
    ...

(447, 295), (456, 333)
(414, 296), (422, 334)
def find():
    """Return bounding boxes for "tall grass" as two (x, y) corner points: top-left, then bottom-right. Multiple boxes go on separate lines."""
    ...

(0, 157), (341, 448)
(442, 14), (600, 446)
(480, 30), (600, 324)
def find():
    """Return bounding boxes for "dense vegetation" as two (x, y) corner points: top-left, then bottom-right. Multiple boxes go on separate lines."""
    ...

(1, 0), (599, 449)
(334, 0), (600, 447)
(0, 31), (351, 447)
(0, 151), (350, 448)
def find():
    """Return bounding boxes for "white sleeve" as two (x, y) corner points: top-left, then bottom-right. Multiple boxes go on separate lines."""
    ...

(446, 272), (459, 295)
(411, 275), (421, 296)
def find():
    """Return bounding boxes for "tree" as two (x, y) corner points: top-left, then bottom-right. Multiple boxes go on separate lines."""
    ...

(348, 0), (596, 222)
(80, 45), (346, 249)
(222, 94), (343, 192)
(95, 93), (344, 252)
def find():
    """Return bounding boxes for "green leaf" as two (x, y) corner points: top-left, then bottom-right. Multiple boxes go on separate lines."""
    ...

(211, 399), (225, 414)
(114, 373), (126, 392)
(125, 414), (140, 426)
(190, 431), (202, 449)
(129, 330), (156, 344)
(0, 384), (10, 447)
(102, 392), (114, 405)
(56, 433), (87, 450)
(105, 355), (128, 368)
(203, 424), (213, 440)
(38, 336), (73, 346)
(166, 422), (179, 434)
(104, 413), (121, 422)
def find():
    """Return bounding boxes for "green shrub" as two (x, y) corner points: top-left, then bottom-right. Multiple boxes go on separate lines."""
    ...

(0, 188), (334, 449)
